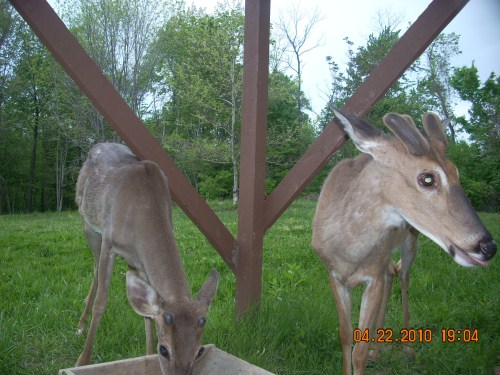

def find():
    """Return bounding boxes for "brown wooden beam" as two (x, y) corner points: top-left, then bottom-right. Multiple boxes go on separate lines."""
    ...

(235, 0), (271, 315)
(9, 0), (237, 270)
(264, 0), (469, 230)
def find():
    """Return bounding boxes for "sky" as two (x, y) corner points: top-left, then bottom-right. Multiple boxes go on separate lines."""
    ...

(189, 0), (500, 117)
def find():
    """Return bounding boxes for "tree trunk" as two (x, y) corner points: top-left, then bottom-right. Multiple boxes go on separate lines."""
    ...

(295, 49), (302, 121)
(55, 135), (68, 212)
(27, 121), (38, 213)
(230, 59), (239, 206)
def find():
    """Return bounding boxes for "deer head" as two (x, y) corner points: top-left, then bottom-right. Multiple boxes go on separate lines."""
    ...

(334, 109), (496, 267)
(126, 269), (219, 375)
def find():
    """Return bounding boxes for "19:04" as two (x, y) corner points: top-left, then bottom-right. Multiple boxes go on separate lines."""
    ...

(441, 328), (479, 342)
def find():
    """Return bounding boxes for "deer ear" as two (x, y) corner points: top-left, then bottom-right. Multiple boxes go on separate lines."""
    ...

(383, 113), (430, 156)
(195, 269), (219, 308)
(333, 109), (383, 156)
(126, 272), (161, 318)
(423, 112), (448, 154)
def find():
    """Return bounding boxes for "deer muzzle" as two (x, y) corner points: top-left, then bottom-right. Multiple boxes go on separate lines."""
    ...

(449, 235), (496, 268)
(479, 238), (497, 261)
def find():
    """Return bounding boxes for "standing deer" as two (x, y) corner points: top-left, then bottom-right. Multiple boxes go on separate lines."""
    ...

(312, 110), (496, 375)
(75, 143), (219, 375)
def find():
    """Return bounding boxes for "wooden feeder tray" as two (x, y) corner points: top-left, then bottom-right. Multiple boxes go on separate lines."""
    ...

(59, 345), (274, 375)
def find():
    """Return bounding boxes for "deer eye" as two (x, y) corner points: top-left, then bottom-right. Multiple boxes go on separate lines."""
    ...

(196, 347), (205, 359)
(163, 312), (174, 326)
(159, 345), (170, 360)
(418, 173), (435, 188)
(198, 317), (206, 327)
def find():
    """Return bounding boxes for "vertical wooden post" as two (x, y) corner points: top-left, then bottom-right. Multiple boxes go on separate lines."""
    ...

(236, 0), (271, 316)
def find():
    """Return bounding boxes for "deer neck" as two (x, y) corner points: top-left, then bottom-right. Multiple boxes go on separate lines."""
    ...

(136, 232), (191, 302)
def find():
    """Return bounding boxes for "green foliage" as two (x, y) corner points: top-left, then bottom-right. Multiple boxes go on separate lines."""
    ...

(320, 26), (429, 131)
(447, 141), (494, 208)
(451, 66), (500, 210)
(0, 203), (499, 374)
(198, 170), (234, 200)
(452, 67), (500, 150)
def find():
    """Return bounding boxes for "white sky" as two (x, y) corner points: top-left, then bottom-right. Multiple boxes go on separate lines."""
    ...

(190, 0), (500, 117)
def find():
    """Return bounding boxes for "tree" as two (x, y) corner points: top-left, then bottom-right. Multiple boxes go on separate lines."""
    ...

(8, 26), (55, 212)
(319, 25), (428, 154)
(451, 65), (500, 209)
(0, 0), (19, 213)
(274, 3), (323, 120)
(447, 141), (494, 209)
(415, 33), (462, 142)
(266, 70), (315, 193)
(63, 0), (167, 143)
(155, 3), (245, 204)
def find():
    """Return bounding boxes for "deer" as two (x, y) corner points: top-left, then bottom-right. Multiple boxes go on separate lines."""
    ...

(75, 143), (219, 375)
(312, 110), (496, 375)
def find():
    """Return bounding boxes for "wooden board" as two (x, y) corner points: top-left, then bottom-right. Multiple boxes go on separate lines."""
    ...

(59, 345), (274, 375)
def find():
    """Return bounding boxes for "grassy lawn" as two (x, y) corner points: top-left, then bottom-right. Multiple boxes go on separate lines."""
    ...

(0, 200), (498, 374)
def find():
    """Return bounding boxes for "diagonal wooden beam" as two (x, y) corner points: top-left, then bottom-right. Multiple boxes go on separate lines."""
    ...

(9, 0), (237, 270)
(264, 0), (469, 230)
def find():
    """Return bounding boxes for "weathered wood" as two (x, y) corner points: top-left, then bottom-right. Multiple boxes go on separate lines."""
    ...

(59, 346), (274, 375)
(236, 0), (271, 315)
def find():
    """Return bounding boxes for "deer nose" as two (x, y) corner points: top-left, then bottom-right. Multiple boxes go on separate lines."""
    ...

(479, 239), (497, 261)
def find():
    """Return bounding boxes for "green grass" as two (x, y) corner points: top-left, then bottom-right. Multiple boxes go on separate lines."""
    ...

(0, 201), (498, 374)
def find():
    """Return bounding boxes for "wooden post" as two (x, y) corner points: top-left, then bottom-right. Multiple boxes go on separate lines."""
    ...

(236, 0), (271, 316)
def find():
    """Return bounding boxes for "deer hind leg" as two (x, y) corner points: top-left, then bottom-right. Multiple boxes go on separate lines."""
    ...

(368, 263), (396, 362)
(352, 277), (385, 375)
(76, 240), (116, 366)
(329, 272), (353, 375)
(77, 225), (102, 336)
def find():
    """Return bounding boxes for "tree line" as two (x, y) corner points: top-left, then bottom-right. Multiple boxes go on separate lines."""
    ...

(0, 0), (498, 214)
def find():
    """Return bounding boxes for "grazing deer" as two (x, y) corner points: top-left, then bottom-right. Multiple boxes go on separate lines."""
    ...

(75, 143), (219, 375)
(312, 110), (496, 375)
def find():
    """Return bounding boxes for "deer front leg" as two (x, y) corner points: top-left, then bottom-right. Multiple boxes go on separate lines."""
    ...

(352, 277), (385, 375)
(368, 263), (396, 362)
(76, 244), (116, 366)
(329, 272), (353, 375)
(397, 229), (418, 359)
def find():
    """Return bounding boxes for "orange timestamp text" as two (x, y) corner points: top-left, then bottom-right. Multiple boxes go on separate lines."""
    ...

(353, 328), (479, 343)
